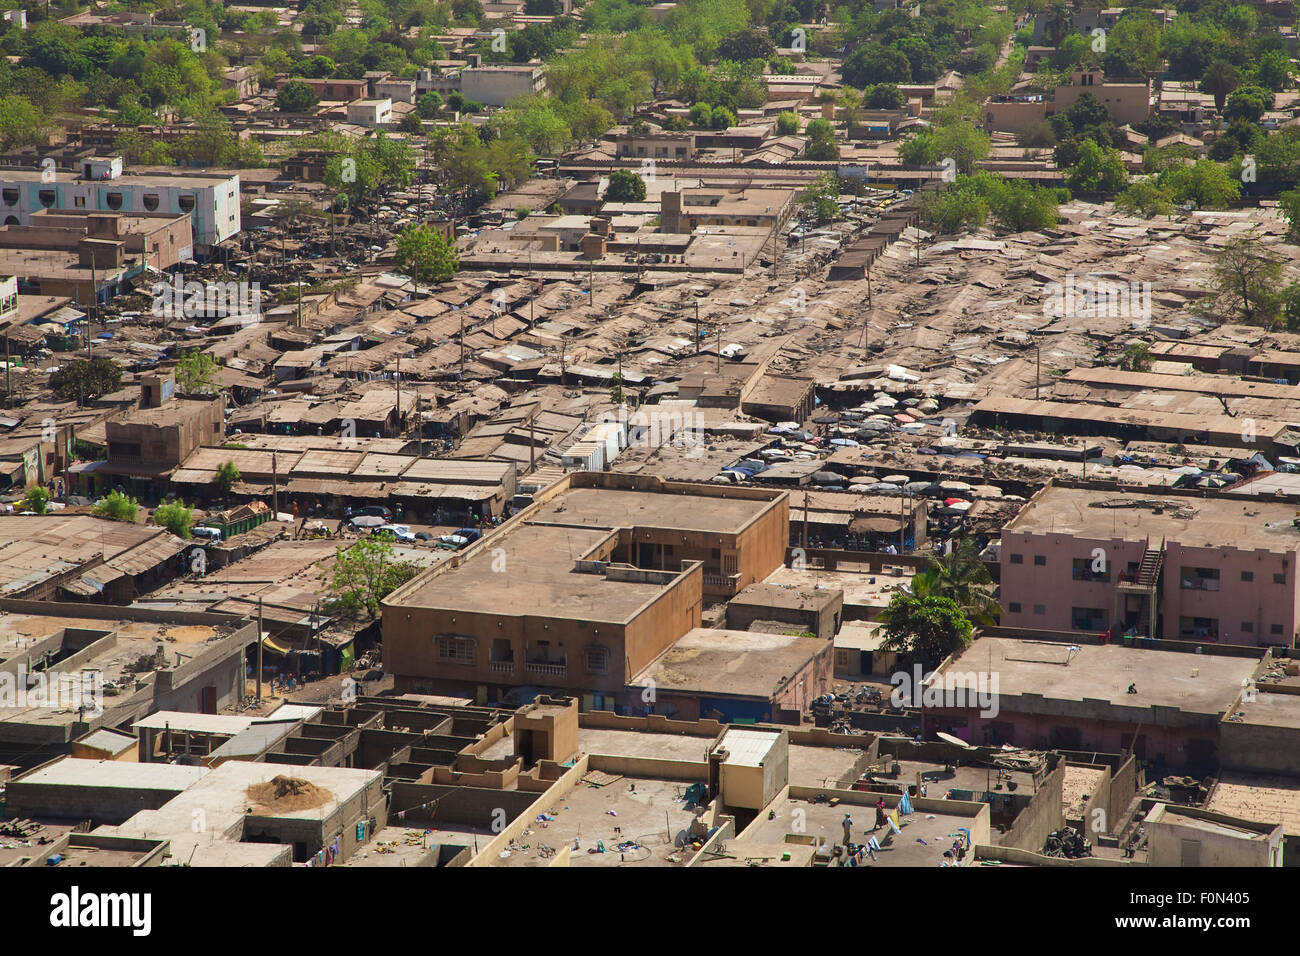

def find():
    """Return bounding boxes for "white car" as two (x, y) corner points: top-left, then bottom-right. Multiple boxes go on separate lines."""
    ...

(373, 524), (416, 542)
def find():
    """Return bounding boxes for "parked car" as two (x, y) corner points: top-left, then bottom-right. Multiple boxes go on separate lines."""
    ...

(455, 528), (481, 544)
(372, 524), (416, 542)
(191, 526), (223, 542)
(353, 505), (392, 520)
(437, 533), (468, 550)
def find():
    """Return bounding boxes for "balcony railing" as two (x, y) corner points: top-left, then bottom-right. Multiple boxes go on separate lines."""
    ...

(489, 659), (515, 675)
(524, 660), (567, 678)
(703, 572), (742, 593)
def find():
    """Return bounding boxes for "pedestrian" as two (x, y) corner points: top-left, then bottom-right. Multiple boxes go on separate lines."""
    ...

(874, 798), (887, 831)
(841, 813), (853, 847)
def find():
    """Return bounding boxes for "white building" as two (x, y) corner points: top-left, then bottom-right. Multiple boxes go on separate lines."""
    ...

(0, 158), (240, 252)
(346, 98), (394, 127)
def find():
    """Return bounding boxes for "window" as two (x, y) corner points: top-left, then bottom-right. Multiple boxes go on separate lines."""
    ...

(1272, 624), (1285, 636)
(1072, 558), (1109, 582)
(1241, 622), (1254, 633)
(38, 189), (55, 208)
(178, 195), (195, 212)
(1181, 567), (1220, 590)
(74, 196), (85, 208)
(585, 645), (609, 674)
(1009, 602), (1022, 613)
(142, 194), (159, 212)
(1010, 553), (1023, 564)
(1242, 570), (1254, 582)
(1072, 607), (1108, 631)
(106, 192), (123, 210)
(436, 635), (475, 664)
(1033, 555), (1046, 566)
(1, 188), (17, 206)
(1275, 573), (1287, 584)
(1033, 604), (1046, 615)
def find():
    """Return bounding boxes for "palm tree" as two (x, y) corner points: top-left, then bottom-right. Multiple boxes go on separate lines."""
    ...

(912, 538), (1000, 626)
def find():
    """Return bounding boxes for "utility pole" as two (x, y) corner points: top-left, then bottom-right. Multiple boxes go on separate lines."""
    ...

(256, 597), (264, 702)
(899, 492), (906, 555)
(802, 488), (809, 550)
(1035, 344), (1041, 400)
(694, 300), (700, 354)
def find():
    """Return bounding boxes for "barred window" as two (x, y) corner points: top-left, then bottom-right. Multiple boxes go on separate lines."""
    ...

(585, 645), (610, 674)
(436, 635), (475, 664)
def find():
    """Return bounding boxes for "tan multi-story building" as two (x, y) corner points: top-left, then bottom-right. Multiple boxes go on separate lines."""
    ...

(1053, 70), (1151, 126)
(382, 472), (789, 707)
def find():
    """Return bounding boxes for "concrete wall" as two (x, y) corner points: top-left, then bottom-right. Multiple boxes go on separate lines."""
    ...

(999, 758), (1064, 851)
(1146, 804), (1283, 867)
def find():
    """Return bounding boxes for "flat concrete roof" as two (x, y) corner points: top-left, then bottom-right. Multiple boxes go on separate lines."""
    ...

(134, 712), (256, 735)
(1006, 485), (1300, 552)
(528, 486), (776, 535)
(16, 757), (207, 790)
(945, 637), (1258, 715)
(746, 793), (980, 867)
(394, 524), (670, 622)
(764, 564), (915, 609)
(1207, 771), (1300, 835)
(1226, 690), (1300, 729)
(731, 583), (841, 611)
(713, 727), (781, 767)
(632, 627), (827, 699)
(493, 776), (699, 868)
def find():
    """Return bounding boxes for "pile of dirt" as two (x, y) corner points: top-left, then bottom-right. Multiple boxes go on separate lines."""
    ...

(247, 775), (333, 813)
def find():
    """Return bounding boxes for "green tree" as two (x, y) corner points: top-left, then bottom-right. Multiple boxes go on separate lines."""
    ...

(1203, 234), (1284, 326)
(326, 536), (420, 619)
(715, 27), (774, 62)
(864, 83), (906, 110)
(417, 91), (443, 118)
(879, 593), (974, 667)
(1158, 159), (1240, 209)
(275, 80), (319, 113)
(49, 357), (122, 404)
(20, 486), (51, 515)
(1279, 187), (1300, 243)
(775, 110), (799, 135)
(802, 173), (840, 224)
(93, 490), (139, 522)
(215, 461), (241, 494)
(398, 113), (425, 134)
(0, 94), (49, 149)
(395, 223), (459, 284)
(1067, 139), (1127, 196)
(1256, 50), (1292, 93)
(910, 539), (999, 626)
(1115, 179), (1174, 218)
(1119, 342), (1152, 371)
(1224, 85), (1272, 125)
(175, 350), (218, 395)
(804, 117), (838, 160)
(606, 169), (647, 202)
(154, 500), (195, 538)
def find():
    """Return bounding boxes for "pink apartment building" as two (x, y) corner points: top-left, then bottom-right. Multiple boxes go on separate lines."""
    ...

(999, 483), (1300, 647)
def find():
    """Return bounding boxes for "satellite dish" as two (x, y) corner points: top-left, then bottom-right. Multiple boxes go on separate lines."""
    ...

(936, 732), (974, 749)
